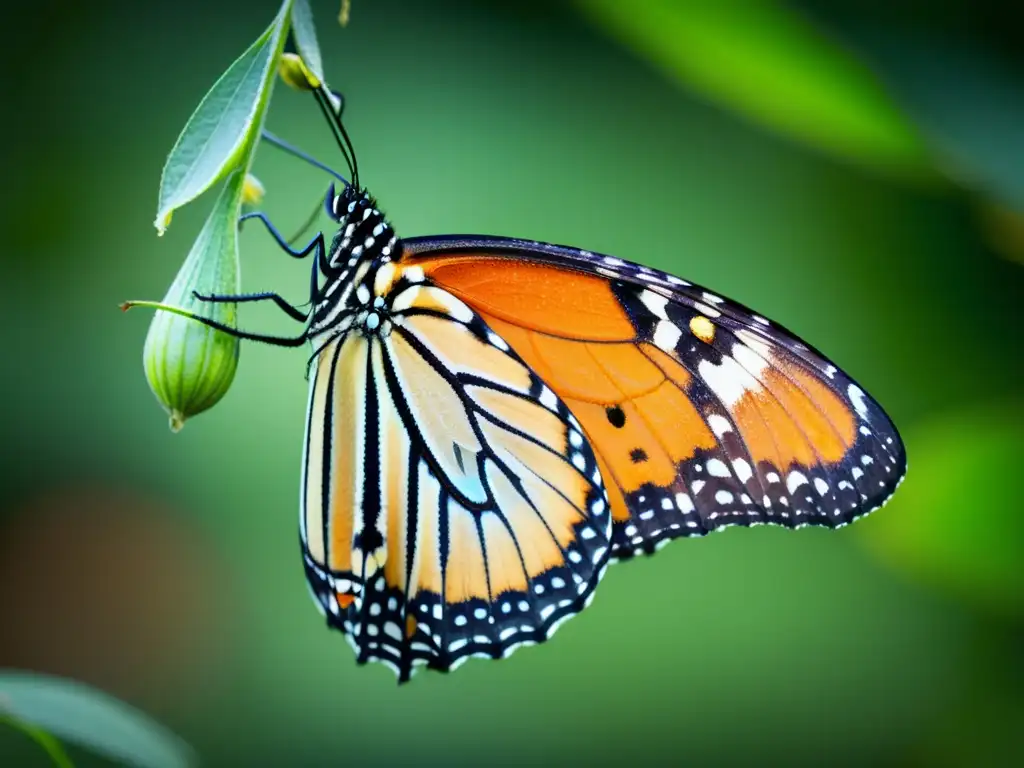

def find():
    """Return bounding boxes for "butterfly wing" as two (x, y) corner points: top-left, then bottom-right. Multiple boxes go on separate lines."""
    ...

(401, 236), (907, 560)
(300, 276), (612, 682)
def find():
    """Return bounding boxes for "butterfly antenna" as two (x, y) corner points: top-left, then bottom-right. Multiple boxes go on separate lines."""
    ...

(313, 85), (360, 190)
(260, 130), (350, 187)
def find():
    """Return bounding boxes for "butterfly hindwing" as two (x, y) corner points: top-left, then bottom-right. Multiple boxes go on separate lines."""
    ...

(401, 236), (907, 560)
(300, 274), (612, 681)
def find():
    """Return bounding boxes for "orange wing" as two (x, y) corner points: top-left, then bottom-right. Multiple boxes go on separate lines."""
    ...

(400, 237), (906, 559)
(300, 273), (612, 682)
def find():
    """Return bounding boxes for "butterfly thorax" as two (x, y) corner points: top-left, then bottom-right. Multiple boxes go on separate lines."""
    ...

(309, 188), (405, 346)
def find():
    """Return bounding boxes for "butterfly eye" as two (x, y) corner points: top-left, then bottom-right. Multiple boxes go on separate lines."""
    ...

(324, 182), (337, 218)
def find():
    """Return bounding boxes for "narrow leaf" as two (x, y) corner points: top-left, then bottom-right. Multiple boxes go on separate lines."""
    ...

(0, 714), (74, 768)
(0, 672), (193, 768)
(291, 0), (325, 85)
(154, 0), (293, 233)
(143, 170), (247, 431)
(573, 0), (933, 178)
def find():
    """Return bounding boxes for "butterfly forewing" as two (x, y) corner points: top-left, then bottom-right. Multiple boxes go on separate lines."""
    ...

(401, 236), (907, 559)
(301, 266), (612, 681)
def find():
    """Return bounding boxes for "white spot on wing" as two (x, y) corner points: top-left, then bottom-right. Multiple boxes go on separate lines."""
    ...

(787, 471), (808, 494)
(640, 289), (669, 320)
(706, 459), (730, 478)
(487, 332), (510, 351)
(539, 386), (558, 410)
(390, 286), (421, 314)
(699, 356), (762, 408)
(694, 302), (722, 318)
(707, 414), (732, 437)
(653, 320), (682, 351)
(848, 384), (869, 417)
(731, 343), (770, 381)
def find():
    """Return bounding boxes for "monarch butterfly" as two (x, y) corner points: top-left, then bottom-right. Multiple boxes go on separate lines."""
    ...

(174, 83), (906, 682)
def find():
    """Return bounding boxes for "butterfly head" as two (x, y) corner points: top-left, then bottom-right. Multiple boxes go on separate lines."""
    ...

(308, 185), (404, 344)
(325, 184), (399, 269)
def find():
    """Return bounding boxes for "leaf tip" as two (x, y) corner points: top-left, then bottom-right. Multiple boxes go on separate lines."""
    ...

(154, 209), (173, 236)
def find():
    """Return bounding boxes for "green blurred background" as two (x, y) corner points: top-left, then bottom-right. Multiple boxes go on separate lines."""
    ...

(2, 0), (1022, 765)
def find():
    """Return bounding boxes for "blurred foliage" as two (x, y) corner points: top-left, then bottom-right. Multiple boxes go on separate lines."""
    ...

(799, 6), (1024, 215)
(976, 199), (1024, 266)
(576, 0), (1024, 222)
(573, 0), (934, 179)
(857, 404), (1024, 618)
(0, 715), (73, 768)
(846, 31), (1024, 211)
(0, 672), (192, 768)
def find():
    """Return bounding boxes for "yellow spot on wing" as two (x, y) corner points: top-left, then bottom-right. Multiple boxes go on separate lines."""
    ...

(690, 315), (715, 343)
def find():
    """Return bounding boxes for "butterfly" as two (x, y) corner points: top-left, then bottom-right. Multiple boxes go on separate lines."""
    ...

(178, 83), (906, 683)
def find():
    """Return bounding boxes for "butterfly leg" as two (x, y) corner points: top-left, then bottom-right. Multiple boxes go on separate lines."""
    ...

(240, 211), (325, 259)
(196, 218), (330, 322)
(191, 290), (309, 322)
(121, 300), (310, 347)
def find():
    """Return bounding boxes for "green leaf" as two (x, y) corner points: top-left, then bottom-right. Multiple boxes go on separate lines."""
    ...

(154, 0), (294, 234)
(142, 169), (247, 431)
(1, 714), (74, 768)
(829, 28), (1024, 210)
(290, 0), (325, 85)
(0, 671), (193, 768)
(976, 198), (1024, 267)
(856, 404), (1024, 617)
(573, 0), (933, 178)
